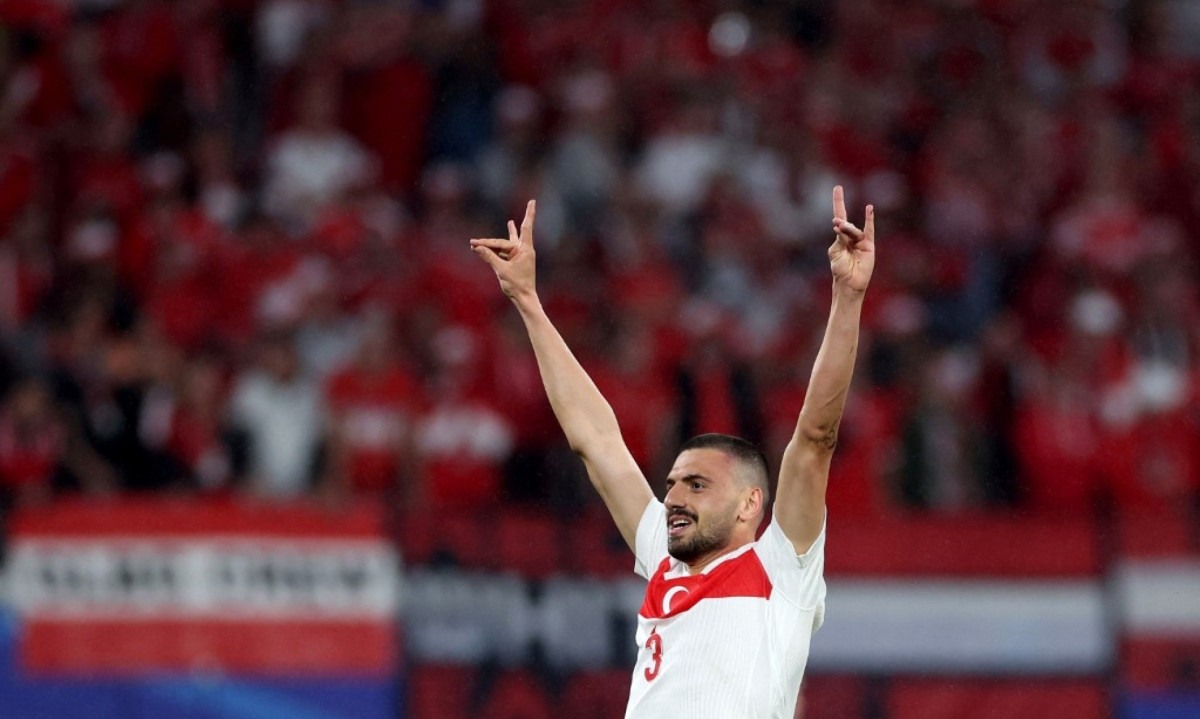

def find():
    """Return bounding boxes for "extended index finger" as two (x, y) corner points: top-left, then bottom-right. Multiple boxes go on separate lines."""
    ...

(832, 185), (847, 222)
(520, 199), (536, 245)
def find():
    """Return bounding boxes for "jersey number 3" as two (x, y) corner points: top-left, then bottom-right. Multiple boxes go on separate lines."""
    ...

(644, 629), (662, 681)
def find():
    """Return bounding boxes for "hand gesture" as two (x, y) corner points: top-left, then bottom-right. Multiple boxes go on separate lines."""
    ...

(471, 200), (538, 303)
(828, 186), (875, 293)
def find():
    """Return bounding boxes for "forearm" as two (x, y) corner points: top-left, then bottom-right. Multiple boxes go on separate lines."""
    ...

(795, 283), (865, 448)
(470, 201), (652, 547)
(513, 292), (622, 457)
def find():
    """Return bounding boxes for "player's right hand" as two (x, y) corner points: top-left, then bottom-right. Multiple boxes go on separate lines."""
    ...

(828, 186), (875, 294)
(471, 199), (537, 303)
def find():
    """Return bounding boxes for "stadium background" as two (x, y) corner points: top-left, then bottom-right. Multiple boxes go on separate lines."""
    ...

(0, 0), (1197, 717)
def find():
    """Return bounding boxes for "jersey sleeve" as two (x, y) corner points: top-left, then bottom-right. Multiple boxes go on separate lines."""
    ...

(633, 500), (668, 579)
(755, 512), (827, 621)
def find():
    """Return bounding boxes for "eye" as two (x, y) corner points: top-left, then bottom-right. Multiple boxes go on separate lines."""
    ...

(690, 481), (703, 491)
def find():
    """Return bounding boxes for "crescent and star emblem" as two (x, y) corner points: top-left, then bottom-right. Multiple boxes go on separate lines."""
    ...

(662, 585), (690, 615)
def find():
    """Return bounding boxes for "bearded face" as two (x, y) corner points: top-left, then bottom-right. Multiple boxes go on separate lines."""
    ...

(666, 500), (738, 564)
(663, 446), (762, 567)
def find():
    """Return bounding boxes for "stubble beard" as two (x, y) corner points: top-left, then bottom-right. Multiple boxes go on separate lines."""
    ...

(667, 512), (735, 564)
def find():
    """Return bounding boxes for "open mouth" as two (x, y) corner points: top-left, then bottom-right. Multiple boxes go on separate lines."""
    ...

(667, 514), (694, 538)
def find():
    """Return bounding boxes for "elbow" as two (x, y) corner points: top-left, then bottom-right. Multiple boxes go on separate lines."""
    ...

(795, 423), (839, 453)
(567, 437), (590, 457)
(567, 421), (623, 460)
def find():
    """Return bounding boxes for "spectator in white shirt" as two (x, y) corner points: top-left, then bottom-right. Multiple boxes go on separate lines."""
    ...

(263, 75), (375, 232)
(229, 330), (325, 499)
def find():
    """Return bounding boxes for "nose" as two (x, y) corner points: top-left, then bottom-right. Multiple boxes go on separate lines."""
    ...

(665, 482), (687, 509)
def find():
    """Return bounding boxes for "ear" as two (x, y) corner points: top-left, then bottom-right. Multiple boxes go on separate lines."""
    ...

(739, 486), (764, 524)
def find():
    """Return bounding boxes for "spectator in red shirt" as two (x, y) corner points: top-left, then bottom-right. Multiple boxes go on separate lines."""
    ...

(0, 205), (53, 331)
(69, 112), (143, 223)
(491, 311), (558, 503)
(338, 4), (431, 196)
(0, 376), (113, 508)
(1099, 259), (1200, 513)
(165, 355), (233, 493)
(0, 377), (64, 506)
(97, 0), (182, 118)
(324, 314), (420, 499)
(591, 320), (676, 478)
(1014, 367), (1104, 514)
(214, 215), (304, 345)
(0, 130), (39, 238)
(1103, 404), (1199, 514)
(415, 325), (514, 509)
(134, 174), (227, 350)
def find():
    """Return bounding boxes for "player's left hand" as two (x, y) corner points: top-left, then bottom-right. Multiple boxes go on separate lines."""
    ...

(471, 200), (538, 304)
(828, 185), (875, 293)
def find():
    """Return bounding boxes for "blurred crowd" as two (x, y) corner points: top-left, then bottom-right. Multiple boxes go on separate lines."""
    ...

(0, 0), (1197, 524)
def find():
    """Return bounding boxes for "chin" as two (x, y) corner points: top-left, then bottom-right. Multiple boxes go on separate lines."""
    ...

(667, 545), (695, 563)
(668, 537), (711, 564)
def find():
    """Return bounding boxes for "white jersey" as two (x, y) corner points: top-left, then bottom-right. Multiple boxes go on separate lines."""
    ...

(625, 501), (826, 719)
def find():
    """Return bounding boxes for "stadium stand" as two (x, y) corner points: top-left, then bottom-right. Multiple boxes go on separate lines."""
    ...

(0, 0), (1197, 717)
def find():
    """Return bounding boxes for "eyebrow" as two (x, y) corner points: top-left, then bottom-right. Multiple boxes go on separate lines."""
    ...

(666, 473), (708, 487)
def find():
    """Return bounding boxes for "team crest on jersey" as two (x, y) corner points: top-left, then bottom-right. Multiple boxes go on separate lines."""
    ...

(661, 586), (690, 615)
(639, 549), (773, 620)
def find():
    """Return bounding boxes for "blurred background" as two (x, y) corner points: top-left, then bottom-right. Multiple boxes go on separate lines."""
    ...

(0, 0), (1197, 717)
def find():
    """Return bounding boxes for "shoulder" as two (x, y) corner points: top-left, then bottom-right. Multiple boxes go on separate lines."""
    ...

(752, 515), (827, 609)
(634, 501), (668, 580)
(754, 513), (826, 573)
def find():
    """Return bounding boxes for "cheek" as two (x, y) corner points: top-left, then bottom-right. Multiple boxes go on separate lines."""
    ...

(696, 499), (736, 528)
(717, 498), (742, 526)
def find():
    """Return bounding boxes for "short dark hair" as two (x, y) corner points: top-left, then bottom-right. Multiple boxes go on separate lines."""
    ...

(678, 433), (770, 506)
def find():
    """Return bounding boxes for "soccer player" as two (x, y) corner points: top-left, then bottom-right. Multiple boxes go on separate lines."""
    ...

(470, 186), (875, 718)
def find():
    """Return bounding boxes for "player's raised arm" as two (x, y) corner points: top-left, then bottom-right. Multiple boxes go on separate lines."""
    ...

(471, 201), (653, 550)
(775, 186), (875, 555)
